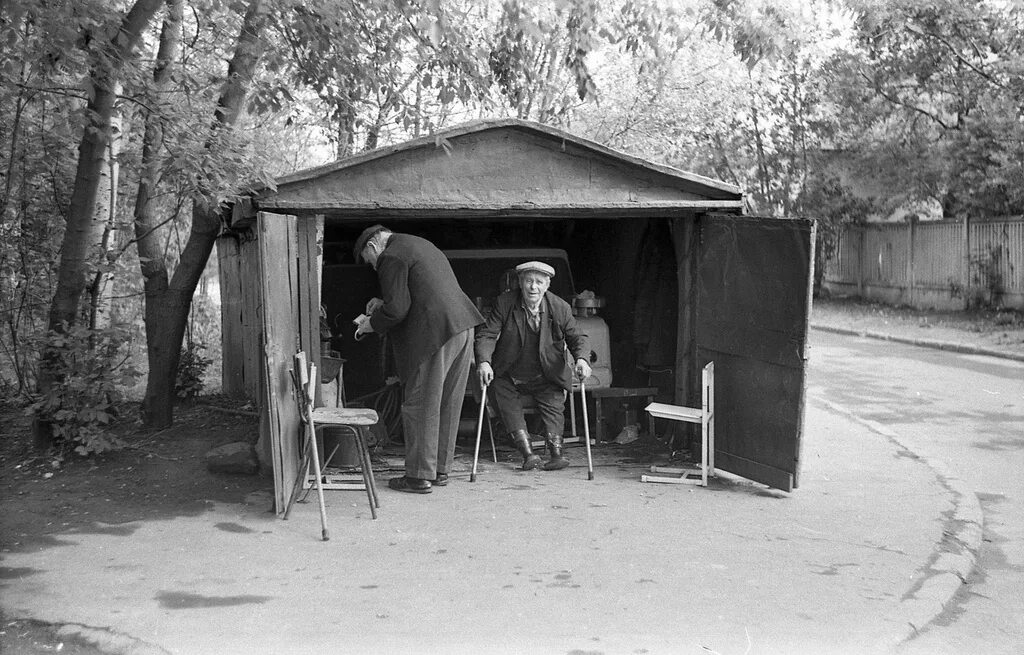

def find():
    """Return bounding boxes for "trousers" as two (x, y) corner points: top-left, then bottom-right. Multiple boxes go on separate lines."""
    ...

(488, 374), (566, 437)
(400, 329), (473, 480)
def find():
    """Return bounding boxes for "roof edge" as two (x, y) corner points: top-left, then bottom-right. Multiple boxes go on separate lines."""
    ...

(270, 118), (741, 198)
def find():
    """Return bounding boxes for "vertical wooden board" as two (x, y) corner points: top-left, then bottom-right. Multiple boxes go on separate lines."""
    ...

(216, 236), (245, 396)
(297, 216), (321, 395)
(696, 215), (814, 492)
(258, 212), (302, 515)
(240, 234), (263, 400)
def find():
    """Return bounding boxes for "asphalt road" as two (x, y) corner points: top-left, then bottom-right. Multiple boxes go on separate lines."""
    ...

(807, 329), (1024, 655)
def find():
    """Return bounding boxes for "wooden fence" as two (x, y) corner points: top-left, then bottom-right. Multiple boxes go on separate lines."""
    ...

(823, 218), (1024, 310)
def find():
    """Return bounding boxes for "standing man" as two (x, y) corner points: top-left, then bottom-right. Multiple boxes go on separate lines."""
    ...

(474, 261), (591, 471)
(353, 225), (483, 494)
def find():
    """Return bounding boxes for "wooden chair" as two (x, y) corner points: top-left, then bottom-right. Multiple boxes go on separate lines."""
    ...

(284, 352), (380, 541)
(642, 361), (715, 487)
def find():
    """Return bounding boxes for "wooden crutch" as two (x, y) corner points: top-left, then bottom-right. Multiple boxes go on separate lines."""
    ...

(470, 379), (489, 482)
(579, 379), (594, 480)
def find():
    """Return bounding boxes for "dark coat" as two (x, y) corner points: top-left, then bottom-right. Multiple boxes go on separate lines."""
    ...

(474, 289), (589, 391)
(369, 234), (484, 382)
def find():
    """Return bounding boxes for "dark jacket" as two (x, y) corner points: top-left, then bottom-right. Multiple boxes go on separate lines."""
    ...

(474, 290), (589, 391)
(369, 234), (484, 382)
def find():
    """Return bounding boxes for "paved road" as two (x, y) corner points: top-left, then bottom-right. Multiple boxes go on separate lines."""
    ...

(808, 330), (1024, 655)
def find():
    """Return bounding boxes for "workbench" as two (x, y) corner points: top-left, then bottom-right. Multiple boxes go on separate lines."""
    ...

(585, 386), (659, 443)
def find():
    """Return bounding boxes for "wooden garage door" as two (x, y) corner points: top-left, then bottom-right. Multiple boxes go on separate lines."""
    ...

(695, 214), (816, 491)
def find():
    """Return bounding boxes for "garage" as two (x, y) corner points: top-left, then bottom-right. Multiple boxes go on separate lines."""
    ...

(216, 118), (816, 512)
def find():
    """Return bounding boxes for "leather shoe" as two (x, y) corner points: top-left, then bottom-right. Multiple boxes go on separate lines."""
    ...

(431, 473), (449, 486)
(388, 476), (432, 494)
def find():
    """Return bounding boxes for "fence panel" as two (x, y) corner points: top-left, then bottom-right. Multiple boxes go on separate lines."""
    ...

(824, 219), (1024, 310)
(862, 224), (910, 287)
(914, 222), (964, 291)
(972, 221), (1024, 296)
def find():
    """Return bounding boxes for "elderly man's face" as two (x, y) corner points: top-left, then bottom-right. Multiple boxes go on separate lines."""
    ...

(519, 271), (551, 305)
(362, 242), (381, 269)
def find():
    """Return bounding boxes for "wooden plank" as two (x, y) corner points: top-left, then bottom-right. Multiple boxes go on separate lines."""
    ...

(255, 200), (746, 215)
(258, 212), (303, 516)
(296, 216), (321, 404)
(714, 451), (793, 493)
(673, 214), (698, 447)
(216, 236), (245, 396)
(240, 233), (263, 400)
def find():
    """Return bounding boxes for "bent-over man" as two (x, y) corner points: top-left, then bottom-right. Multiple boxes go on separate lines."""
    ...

(353, 225), (484, 494)
(474, 261), (591, 471)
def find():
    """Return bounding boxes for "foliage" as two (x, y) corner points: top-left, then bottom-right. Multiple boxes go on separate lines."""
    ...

(825, 0), (1024, 219)
(26, 323), (142, 457)
(4, 0), (1024, 438)
(175, 340), (213, 400)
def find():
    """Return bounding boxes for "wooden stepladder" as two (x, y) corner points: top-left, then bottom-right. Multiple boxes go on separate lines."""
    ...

(642, 361), (715, 487)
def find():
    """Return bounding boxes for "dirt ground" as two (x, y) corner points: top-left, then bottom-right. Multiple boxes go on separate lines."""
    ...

(0, 399), (265, 654)
(1, 296), (1022, 654)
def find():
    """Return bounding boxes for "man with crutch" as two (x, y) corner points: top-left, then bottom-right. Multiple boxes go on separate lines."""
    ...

(474, 261), (591, 471)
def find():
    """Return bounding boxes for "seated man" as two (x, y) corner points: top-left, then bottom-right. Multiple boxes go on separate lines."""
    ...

(474, 261), (592, 471)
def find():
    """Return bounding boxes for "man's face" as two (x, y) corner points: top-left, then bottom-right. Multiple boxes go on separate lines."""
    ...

(519, 271), (551, 305)
(362, 242), (380, 269)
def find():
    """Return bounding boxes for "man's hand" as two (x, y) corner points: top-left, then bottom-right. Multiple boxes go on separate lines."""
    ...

(365, 297), (384, 315)
(477, 361), (494, 387)
(575, 358), (592, 381)
(353, 313), (374, 341)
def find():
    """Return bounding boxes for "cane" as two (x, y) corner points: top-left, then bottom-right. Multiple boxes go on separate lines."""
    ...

(470, 379), (489, 482)
(579, 379), (594, 480)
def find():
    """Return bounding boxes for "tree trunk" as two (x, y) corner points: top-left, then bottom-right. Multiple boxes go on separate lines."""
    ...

(46, 0), (164, 333)
(136, 0), (185, 427)
(35, 0), (165, 448)
(140, 0), (269, 428)
(141, 206), (219, 426)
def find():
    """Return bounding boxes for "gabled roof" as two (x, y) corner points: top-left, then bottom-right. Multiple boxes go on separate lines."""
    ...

(252, 118), (743, 219)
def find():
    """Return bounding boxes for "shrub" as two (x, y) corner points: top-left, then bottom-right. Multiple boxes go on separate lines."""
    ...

(27, 323), (142, 457)
(176, 341), (213, 401)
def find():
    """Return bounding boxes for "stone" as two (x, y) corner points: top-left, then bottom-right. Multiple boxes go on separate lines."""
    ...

(204, 442), (259, 475)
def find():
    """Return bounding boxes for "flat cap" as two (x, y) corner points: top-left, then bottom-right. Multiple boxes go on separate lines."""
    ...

(353, 224), (387, 263)
(515, 261), (555, 277)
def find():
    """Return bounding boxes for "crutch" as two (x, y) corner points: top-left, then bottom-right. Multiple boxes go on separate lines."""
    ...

(579, 379), (594, 480)
(470, 379), (490, 482)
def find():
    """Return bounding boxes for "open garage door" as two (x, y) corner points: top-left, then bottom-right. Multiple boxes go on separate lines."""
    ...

(256, 211), (321, 515)
(696, 214), (816, 491)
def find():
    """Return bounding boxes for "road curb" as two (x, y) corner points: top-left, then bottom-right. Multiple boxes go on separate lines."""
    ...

(815, 400), (983, 647)
(810, 324), (1024, 363)
(54, 623), (171, 655)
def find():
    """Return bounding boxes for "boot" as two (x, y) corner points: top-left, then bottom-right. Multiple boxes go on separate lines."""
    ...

(542, 433), (570, 470)
(511, 429), (542, 470)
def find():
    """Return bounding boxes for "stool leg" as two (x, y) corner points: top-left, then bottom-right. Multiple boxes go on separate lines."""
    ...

(356, 426), (379, 510)
(361, 427), (380, 508)
(353, 426), (378, 518)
